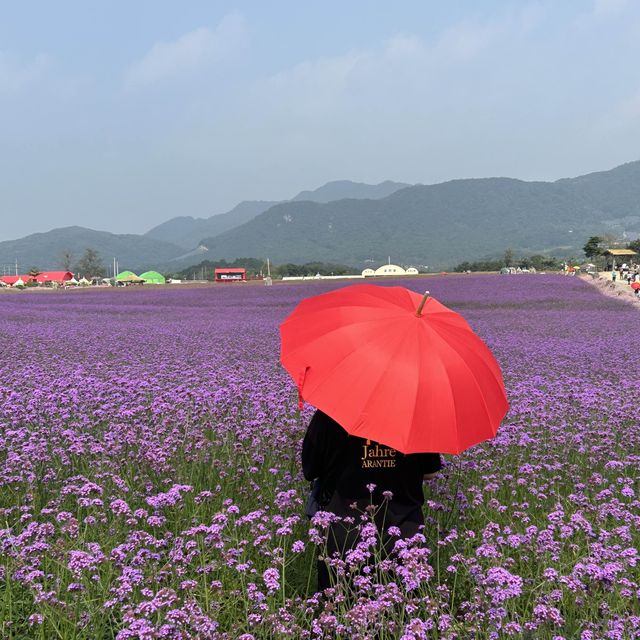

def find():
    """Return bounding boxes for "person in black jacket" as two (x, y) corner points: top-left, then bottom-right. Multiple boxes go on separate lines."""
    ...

(302, 409), (442, 592)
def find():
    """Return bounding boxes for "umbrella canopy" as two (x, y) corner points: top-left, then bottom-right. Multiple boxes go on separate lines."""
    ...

(280, 284), (509, 455)
(631, 282), (640, 290)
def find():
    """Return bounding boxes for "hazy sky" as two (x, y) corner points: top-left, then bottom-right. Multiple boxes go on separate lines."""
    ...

(2, 0), (640, 240)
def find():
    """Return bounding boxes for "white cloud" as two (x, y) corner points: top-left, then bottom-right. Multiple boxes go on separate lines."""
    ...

(574, 0), (631, 28)
(432, 21), (501, 61)
(0, 51), (50, 96)
(125, 13), (248, 88)
(260, 4), (544, 111)
(593, 0), (629, 16)
(265, 51), (365, 115)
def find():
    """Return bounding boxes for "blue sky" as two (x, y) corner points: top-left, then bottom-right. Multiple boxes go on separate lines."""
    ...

(1, 0), (639, 240)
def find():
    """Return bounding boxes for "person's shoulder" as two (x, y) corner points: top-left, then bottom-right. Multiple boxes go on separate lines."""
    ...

(311, 410), (348, 438)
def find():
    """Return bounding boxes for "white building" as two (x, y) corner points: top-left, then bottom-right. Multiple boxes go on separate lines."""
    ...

(362, 258), (419, 277)
(373, 264), (406, 276)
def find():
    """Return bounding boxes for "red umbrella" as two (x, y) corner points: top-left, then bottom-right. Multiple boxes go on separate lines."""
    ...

(631, 282), (640, 290)
(280, 284), (508, 454)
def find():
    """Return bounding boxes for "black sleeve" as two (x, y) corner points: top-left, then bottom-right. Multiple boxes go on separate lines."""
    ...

(301, 410), (348, 481)
(301, 410), (328, 481)
(415, 453), (442, 474)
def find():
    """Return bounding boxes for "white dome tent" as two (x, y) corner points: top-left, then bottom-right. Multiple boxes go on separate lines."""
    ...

(362, 259), (420, 278)
(374, 258), (407, 276)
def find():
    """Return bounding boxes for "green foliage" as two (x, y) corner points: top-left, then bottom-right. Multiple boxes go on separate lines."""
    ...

(503, 248), (514, 267)
(75, 248), (106, 278)
(583, 236), (605, 258)
(454, 252), (562, 272)
(172, 259), (356, 280)
(172, 258), (266, 280)
(627, 237), (640, 254)
(59, 249), (75, 271)
(521, 254), (563, 270)
(454, 259), (503, 272)
(275, 262), (354, 277)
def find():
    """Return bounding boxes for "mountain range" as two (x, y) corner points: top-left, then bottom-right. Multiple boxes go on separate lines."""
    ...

(145, 180), (408, 250)
(1, 165), (639, 273)
(0, 226), (184, 276)
(193, 161), (640, 269)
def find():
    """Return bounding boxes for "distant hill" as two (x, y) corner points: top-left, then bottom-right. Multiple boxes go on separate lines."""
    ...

(292, 180), (410, 203)
(0, 180), (414, 271)
(145, 200), (278, 250)
(146, 180), (410, 250)
(556, 161), (640, 234)
(4, 163), (640, 273)
(196, 162), (640, 270)
(0, 226), (183, 274)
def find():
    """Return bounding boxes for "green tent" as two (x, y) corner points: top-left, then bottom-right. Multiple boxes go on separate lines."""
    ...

(116, 270), (137, 281)
(139, 270), (166, 284)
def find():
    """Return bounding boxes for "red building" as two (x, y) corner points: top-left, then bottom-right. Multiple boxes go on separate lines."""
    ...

(214, 267), (246, 282)
(0, 275), (34, 286)
(35, 271), (74, 284)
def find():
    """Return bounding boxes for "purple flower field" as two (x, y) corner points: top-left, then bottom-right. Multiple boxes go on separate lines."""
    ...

(0, 274), (638, 639)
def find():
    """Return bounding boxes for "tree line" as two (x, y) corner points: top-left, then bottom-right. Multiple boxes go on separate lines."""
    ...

(454, 235), (640, 273)
(28, 234), (638, 281)
(583, 236), (640, 262)
(173, 259), (355, 280)
(454, 250), (562, 273)
(26, 248), (108, 279)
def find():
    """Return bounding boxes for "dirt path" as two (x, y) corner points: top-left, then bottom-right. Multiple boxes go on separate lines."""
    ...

(579, 272), (640, 310)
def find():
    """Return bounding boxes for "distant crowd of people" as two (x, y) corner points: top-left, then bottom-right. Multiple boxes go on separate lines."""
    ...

(610, 262), (640, 295)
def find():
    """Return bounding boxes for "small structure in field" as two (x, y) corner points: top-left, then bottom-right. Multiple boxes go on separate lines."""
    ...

(115, 271), (145, 285)
(215, 267), (246, 282)
(362, 261), (421, 277)
(116, 270), (137, 281)
(604, 248), (638, 270)
(0, 275), (33, 286)
(139, 271), (166, 284)
(35, 271), (74, 285)
(374, 263), (406, 276)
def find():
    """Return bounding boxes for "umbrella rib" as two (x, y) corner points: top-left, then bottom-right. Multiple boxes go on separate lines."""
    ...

(434, 331), (504, 448)
(406, 324), (445, 453)
(428, 321), (506, 395)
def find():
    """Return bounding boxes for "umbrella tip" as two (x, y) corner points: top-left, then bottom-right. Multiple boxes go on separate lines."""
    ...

(416, 290), (430, 317)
